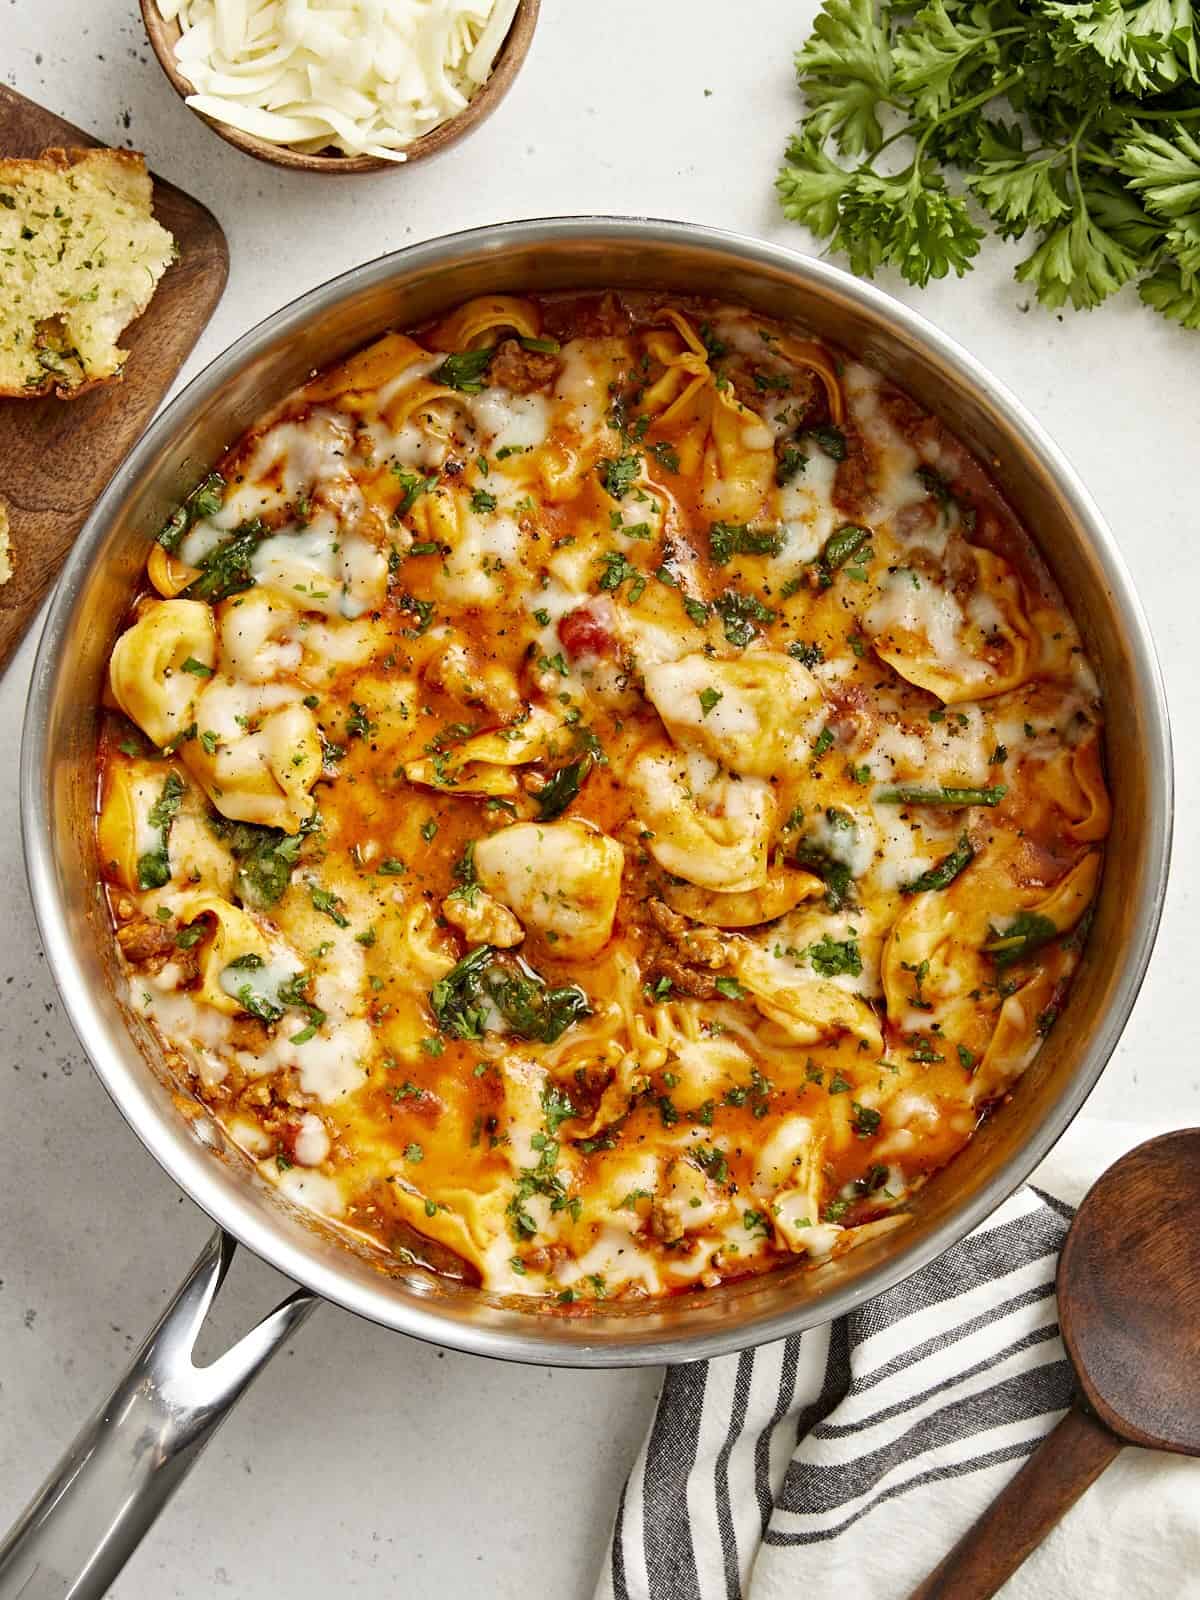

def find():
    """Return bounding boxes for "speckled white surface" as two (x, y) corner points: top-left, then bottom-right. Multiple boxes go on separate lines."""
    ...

(1, 2), (1197, 1595)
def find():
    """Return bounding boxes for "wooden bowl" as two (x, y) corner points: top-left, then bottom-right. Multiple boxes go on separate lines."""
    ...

(140, 0), (540, 174)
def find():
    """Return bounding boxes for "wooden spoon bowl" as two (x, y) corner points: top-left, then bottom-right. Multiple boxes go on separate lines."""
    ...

(140, 0), (540, 175)
(911, 1129), (1200, 1599)
(1060, 1127), (1200, 1453)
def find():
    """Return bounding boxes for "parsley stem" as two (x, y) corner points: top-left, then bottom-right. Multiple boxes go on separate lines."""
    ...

(1078, 146), (1119, 170)
(1067, 111), (1096, 214)
(928, 69), (1023, 133)
(1122, 105), (1200, 121)
(862, 71), (1025, 176)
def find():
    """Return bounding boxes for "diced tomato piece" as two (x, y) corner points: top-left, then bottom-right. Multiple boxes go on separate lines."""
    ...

(558, 603), (615, 660)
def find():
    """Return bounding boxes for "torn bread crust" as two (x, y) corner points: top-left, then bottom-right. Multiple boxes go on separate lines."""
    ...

(0, 146), (177, 401)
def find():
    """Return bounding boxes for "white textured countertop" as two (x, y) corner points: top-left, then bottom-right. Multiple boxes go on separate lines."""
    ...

(2, 3), (1197, 1595)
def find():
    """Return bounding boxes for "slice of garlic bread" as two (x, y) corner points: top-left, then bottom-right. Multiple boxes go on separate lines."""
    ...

(0, 147), (177, 399)
(0, 499), (11, 587)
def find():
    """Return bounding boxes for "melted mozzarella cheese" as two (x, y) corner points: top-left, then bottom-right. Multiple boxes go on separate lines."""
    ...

(102, 295), (1107, 1306)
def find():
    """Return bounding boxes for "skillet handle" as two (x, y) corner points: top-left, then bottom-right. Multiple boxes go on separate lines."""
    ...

(0, 1228), (318, 1600)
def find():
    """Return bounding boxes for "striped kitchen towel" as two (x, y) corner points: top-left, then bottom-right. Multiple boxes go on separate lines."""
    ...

(595, 1118), (1200, 1600)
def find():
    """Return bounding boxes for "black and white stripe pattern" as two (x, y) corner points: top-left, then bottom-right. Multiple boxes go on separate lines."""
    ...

(596, 1186), (1077, 1600)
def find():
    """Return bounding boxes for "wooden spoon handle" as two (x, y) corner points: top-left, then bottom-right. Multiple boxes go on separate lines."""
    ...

(907, 1401), (1122, 1600)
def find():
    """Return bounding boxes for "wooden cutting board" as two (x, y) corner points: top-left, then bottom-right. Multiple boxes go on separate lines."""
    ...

(0, 85), (228, 673)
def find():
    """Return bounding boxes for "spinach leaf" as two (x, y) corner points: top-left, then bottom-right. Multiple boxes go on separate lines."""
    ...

(156, 472), (225, 554)
(535, 755), (593, 821)
(984, 911), (1058, 967)
(792, 844), (855, 912)
(902, 834), (974, 894)
(207, 813), (312, 908)
(820, 523), (871, 574)
(430, 945), (494, 1040)
(430, 946), (591, 1044)
(182, 520), (266, 602)
(878, 785), (1007, 808)
(136, 771), (186, 890)
(805, 425), (847, 461)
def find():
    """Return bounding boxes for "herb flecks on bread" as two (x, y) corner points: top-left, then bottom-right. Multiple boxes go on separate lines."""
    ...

(0, 147), (176, 399)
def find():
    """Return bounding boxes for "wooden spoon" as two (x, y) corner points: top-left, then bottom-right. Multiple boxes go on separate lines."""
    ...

(910, 1128), (1200, 1599)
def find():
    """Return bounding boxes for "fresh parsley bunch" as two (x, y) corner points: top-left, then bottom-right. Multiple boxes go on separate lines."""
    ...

(776, 0), (1200, 326)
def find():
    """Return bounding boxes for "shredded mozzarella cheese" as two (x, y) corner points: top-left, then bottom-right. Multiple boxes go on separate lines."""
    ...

(157, 0), (522, 160)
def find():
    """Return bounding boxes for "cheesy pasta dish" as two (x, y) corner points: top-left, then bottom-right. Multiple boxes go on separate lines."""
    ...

(96, 292), (1109, 1303)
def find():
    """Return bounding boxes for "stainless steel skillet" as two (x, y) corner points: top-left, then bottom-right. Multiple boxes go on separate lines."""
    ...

(2, 218), (1173, 1599)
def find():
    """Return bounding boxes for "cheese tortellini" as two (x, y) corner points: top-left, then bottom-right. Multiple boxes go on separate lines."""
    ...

(99, 292), (1109, 1303)
(473, 819), (624, 959)
(110, 600), (216, 748)
(627, 746), (775, 893)
(643, 652), (824, 777)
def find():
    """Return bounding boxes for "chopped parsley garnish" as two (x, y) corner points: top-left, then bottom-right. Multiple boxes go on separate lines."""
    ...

(391, 465), (439, 518)
(775, 444), (808, 485)
(714, 588), (775, 648)
(541, 1084), (578, 1136)
(709, 521), (784, 564)
(180, 656), (213, 677)
(597, 451), (641, 500)
(470, 488), (498, 514)
(698, 686), (723, 717)
(345, 702), (373, 739)
(398, 593), (436, 635)
(649, 440), (680, 472)
(851, 1102), (882, 1138)
(805, 934), (862, 978)
(596, 549), (646, 601)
